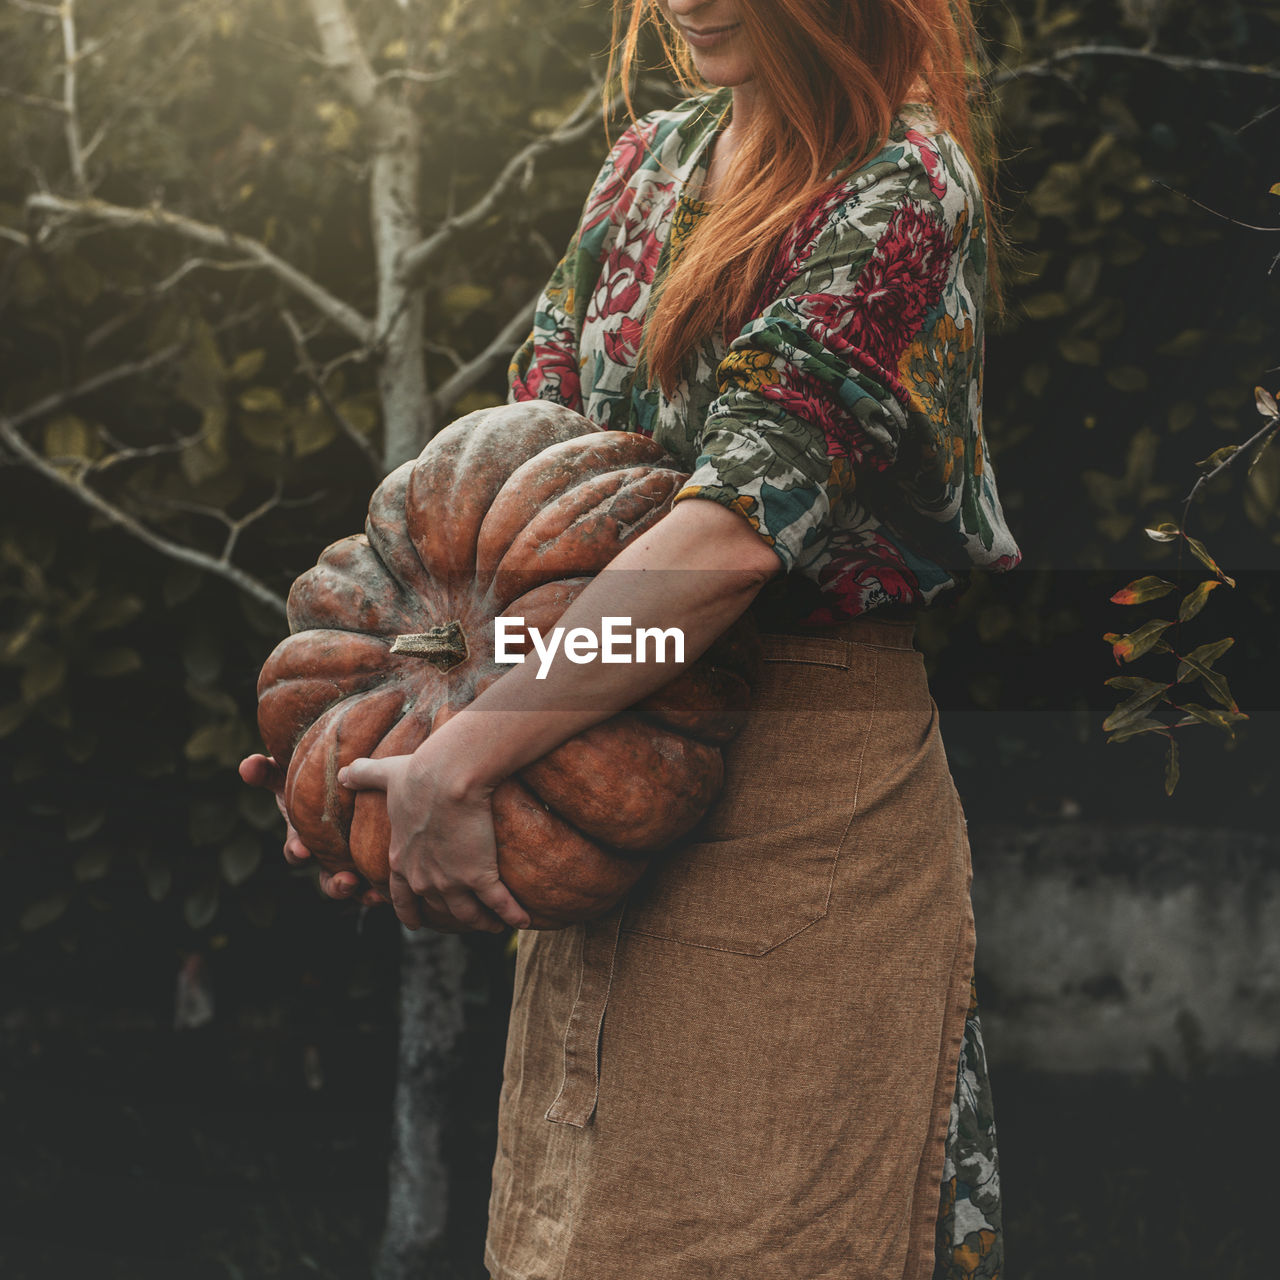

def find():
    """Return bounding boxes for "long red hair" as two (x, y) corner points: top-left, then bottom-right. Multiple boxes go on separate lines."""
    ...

(608, 0), (1003, 393)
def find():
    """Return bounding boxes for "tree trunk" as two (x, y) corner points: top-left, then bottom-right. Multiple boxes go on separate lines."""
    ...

(376, 928), (468, 1279)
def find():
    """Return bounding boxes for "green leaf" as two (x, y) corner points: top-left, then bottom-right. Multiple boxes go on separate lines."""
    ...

(1106, 366), (1149, 392)
(229, 349), (266, 381)
(219, 835), (262, 887)
(1177, 580), (1220, 622)
(1164, 737), (1180, 796)
(1175, 702), (1249, 737)
(1195, 445), (1240, 471)
(65, 807), (105, 842)
(1022, 292), (1069, 320)
(1176, 651), (1238, 713)
(20, 651), (66, 703)
(1106, 716), (1168, 743)
(1110, 575), (1176, 605)
(1184, 535), (1235, 586)
(42, 414), (96, 463)
(145, 861), (173, 903)
(1179, 637), (1234, 672)
(1103, 675), (1173, 732)
(73, 848), (112, 882)
(184, 882), (220, 931)
(1104, 676), (1169, 695)
(0, 702), (26, 738)
(88, 647), (143, 678)
(1105, 618), (1174, 664)
(1144, 523), (1181, 542)
(238, 386), (286, 414)
(20, 893), (69, 932)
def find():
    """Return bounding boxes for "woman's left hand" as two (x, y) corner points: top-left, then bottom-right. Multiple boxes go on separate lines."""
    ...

(338, 745), (531, 935)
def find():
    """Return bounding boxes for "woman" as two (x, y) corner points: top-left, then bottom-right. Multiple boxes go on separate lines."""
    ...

(245, 1), (1019, 1275)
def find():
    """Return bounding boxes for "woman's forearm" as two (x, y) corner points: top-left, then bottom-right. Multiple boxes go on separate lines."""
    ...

(421, 497), (780, 792)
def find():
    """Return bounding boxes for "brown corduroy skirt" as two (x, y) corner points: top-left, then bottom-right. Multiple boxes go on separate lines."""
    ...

(485, 616), (977, 1280)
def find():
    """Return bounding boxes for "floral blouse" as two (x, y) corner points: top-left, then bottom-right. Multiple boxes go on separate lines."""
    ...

(509, 87), (1021, 624)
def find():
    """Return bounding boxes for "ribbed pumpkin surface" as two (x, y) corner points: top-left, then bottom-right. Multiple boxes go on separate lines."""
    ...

(255, 400), (757, 928)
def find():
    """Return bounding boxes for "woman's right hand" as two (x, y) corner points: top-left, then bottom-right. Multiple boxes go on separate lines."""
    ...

(238, 753), (388, 906)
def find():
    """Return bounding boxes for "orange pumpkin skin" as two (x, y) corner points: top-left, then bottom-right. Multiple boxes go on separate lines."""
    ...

(255, 400), (758, 929)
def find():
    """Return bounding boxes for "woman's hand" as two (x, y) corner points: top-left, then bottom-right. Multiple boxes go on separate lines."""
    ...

(237, 753), (388, 906)
(339, 744), (531, 934)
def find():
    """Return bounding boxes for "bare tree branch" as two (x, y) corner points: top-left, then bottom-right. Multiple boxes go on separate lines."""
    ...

(7, 0), (61, 16)
(306, 0), (427, 466)
(59, 0), (89, 192)
(280, 306), (381, 471)
(0, 84), (67, 113)
(24, 191), (376, 343)
(429, 291), (538, 417)
(1153, 179), (1280, 235)
(307, 0), (378, 110)
(125, 255), (266, 298)
(4, 342), (189, 430)
(991, 43), (1280, 89)
(0, 412), (287, 618)
(81, 22), (206, 166)
(401, 83), (615, 285)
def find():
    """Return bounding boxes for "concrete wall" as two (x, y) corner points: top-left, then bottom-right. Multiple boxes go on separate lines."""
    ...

(969, 824), (1280, 1074)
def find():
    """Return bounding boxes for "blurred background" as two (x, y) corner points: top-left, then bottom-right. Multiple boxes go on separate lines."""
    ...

(1, 1), (1277, 1277)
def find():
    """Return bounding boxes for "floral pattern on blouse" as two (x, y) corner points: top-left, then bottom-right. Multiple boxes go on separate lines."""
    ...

(509, 88), (1021, 623)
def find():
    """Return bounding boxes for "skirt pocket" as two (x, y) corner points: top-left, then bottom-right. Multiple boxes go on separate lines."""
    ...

(620, 633), (880, 955)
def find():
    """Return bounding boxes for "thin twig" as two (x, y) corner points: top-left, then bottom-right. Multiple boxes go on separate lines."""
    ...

(81, 23), (206, 165)
(280, 306), (381, 470)
(0, 85), (67, 113)
(429, 291), (539, 416)
(1181, 414), (1280, 519)
(60, 0), (89, 192)
(0, 412), (287, 618)
(990, 44), (1280, 89)
(401, 83), (618, 284)
(1153, 179), (1280, 235)
(24, 192), (375, 343)
(125, 255), (266, 298)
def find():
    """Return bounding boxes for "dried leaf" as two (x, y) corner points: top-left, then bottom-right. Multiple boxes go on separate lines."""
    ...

(1144, 523), (1181, 543)
(1257, 386), (1279, 419)
(1178, 580), (1220, 622)
(1106, 618), (1174, 664)
(1110, 575), (1176, 605)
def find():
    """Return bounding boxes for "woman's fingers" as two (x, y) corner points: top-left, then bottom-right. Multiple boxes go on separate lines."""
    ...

(238, 752), (284, 792)
(338, 758), (387, 792)
(472, 875), (531, 931)
(440, 887), (506, 934)
(389, 873), (425, 930)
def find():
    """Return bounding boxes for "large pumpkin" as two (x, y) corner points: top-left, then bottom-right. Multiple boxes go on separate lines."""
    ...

(256, 400), (758, 929)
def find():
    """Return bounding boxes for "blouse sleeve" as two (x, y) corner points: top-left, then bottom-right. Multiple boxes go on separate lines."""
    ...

(508, 116), (663, 410)
(671, 143), (1021, 600)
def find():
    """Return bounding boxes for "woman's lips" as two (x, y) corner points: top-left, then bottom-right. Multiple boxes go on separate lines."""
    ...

(679, 22), (741, 51)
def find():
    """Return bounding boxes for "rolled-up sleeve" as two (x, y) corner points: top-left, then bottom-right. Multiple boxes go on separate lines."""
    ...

(671, 159), (957, 571)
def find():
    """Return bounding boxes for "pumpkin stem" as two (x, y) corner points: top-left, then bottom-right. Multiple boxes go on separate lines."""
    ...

(390, 621), (469, 671)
